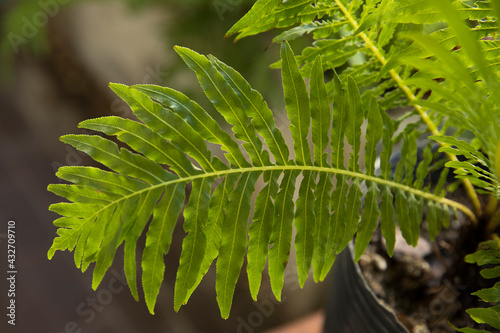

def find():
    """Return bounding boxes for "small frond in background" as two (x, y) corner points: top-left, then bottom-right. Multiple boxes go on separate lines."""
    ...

(453, 236), (500, 332)
(226, 0), (500, 203)
(383, 0), (500, 200)
(225, 0), (419, 109)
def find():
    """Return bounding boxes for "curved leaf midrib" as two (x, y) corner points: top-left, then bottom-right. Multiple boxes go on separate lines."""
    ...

(68, 164), (475, 238)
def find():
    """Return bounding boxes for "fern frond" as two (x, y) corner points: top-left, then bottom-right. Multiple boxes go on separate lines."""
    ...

(225, 0), (283, 39)
(226, 0), (337, 42)
(229, 0), (413, 107)
(48, 43), (475, 318)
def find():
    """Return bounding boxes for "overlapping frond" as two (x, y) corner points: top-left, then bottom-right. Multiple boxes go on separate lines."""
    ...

(382, 0), (500, 198)
(226, 0), (497, 110)
(48, 42), (473, 319)
(226, 0), (415, 109)
(228, 0), (500, 212)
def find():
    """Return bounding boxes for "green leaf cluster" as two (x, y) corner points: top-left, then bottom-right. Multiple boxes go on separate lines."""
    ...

(454, 236), (500, 332)
(228, 0), (500, 200)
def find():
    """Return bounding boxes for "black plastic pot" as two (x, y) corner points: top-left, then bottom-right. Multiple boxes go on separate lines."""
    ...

(323, 243), (409, 333)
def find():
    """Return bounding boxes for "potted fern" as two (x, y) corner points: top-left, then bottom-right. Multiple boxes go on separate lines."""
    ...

(48, 0), (500, 331)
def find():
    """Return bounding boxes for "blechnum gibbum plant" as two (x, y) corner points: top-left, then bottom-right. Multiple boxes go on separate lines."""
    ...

(48, 0), (500, 330)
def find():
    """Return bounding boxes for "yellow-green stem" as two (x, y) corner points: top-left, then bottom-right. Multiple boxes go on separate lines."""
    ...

(334, 0), (482, 220)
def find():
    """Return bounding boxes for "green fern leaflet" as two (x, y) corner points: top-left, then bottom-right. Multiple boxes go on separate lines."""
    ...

(47, 42), (473, 318)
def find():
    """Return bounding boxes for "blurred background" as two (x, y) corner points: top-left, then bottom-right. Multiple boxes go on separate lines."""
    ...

(0, 1), (328, 332)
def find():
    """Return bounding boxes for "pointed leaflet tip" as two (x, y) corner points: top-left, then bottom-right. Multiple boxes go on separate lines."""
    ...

(108, 82), (129, 91)
(225, 0), (282, 38)
(173, 45), (193, 58)
(47, 247), (56, 260)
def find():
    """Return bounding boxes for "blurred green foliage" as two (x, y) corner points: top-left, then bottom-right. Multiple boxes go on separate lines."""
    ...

(0, 0), (286, 109)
